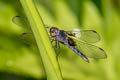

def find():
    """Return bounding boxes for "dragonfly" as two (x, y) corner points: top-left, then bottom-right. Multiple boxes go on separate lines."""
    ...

(12, 16), (107, 63)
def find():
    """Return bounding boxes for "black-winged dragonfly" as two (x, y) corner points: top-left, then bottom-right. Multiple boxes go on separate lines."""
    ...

(12, 16), (107, 63)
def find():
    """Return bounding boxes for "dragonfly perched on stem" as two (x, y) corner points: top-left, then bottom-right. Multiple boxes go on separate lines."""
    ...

(12, 16), (107, 63)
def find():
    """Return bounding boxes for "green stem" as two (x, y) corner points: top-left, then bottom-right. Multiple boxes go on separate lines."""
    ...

(19, 0), (62, 80)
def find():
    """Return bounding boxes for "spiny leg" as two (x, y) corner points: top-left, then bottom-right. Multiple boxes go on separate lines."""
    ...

(51, 39), (56, 48)
(58, 41), (60, 49)
(55, 40), (58, 48)
(51, 40), (61, 59)
(51, 39), (60, 49)
(56, 41), (62, 57)
(50, 38), (57, 48)
(51, 39), (61, 59)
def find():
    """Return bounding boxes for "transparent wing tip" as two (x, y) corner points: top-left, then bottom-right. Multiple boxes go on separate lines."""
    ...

(98, 47), (107, 59)
(12, 16), (23, 26)
(92, 30), (97, 33)
(12, 16), (21, 21)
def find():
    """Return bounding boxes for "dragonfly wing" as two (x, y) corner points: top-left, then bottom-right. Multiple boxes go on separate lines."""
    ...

(74, 39), (107, 59)
(67, 30), (101, 43)
(12, 16), (31, 31)
(80, 30), (101, 43)
(21, 32), (36, 45)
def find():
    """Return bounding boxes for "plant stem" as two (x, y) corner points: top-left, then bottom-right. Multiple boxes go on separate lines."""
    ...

(19, 0), (63, 80)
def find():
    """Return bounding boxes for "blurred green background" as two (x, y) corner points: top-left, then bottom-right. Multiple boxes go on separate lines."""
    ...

(0, 0), (120, 80)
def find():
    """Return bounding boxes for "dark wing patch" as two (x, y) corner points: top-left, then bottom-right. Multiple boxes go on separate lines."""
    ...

(68, 37), (76, 46)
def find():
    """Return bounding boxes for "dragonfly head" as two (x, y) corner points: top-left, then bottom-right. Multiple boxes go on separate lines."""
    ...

(50, 27), (59, 37)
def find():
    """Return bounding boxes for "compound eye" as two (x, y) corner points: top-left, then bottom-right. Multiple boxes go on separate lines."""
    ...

(50, 28), (54, 33)
(51, 29), (55, 33)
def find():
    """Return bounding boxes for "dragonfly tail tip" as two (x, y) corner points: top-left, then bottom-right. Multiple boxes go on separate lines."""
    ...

(82, 56), (90, 63)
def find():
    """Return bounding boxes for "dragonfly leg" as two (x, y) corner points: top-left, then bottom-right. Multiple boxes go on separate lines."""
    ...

(51, 39), (58, 49)
(51, 39), (54, 43)
(57, 41), (60, 49)
(56, 41), (62, 58)
(51, 39), (55, 48)
(55, 40), (61, 49)
(55, 40), (58, 48)
(53, 40), (61, 57)
(51, 39), (61, 57)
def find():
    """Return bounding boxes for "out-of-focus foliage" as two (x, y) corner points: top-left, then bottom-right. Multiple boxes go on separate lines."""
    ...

(0, 0), (120, 80)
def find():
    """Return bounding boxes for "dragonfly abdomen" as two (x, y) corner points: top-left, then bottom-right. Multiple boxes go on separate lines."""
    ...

(66, 44), (89, 63)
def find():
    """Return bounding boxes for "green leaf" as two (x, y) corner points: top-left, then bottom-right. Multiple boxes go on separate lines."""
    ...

(19, 0), (63, 80)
